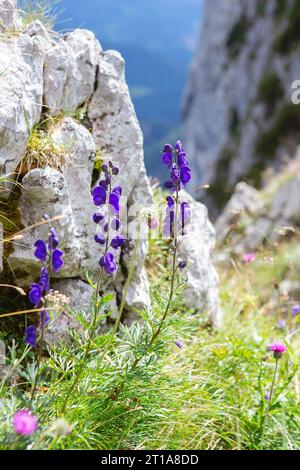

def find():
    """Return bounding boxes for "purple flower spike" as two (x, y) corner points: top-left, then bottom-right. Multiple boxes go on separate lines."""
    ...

(13, 410), (38, 436)
(93, 213), (104, 224)
(111, 235), (126, 249)
(109, 192), (120, 213)
(100, 252), (117, 275)
(292, 304), (300, 316)
(34, 240), (47, 262)
(25, 325), (37, 348)
(180, 165), (191, 185)
(48, 228), (59, 249)
(29, 284), (42, 306)
(93, 186), (107, 206)
(39, 267), (50, 292)
(161, 152), (173, 167)
(52, 249), (64, 273)
(268, 342), (287, 359)
(94, 234), (106, 245)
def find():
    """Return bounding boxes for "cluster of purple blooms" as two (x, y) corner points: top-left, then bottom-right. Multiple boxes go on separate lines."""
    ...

(161, 141), (192, 243)
(25, 222), (64, 347)
(92, 161), (125, 275)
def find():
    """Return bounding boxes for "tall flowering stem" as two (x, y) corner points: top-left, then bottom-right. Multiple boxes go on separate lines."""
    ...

(132, 141), (191, 368)
(27, 220), (64, 400)
(60, 161), (125, 415)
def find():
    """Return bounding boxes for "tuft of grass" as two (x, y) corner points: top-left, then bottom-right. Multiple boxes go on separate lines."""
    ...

(18, 0), (62, 31)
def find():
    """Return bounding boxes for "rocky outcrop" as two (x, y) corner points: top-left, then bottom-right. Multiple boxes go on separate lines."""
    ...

(0, 0), (20, 31)
(179, 192), (222, 328)
(184, 0), (300, 215)
(215, 157), (300, 254)
(0, 4), (222, 336)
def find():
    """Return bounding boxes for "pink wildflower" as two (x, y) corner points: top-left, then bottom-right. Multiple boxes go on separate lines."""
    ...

(13, 410), (38, 436)
(242, 252), (256, 263)
(268, 342), (287, 359)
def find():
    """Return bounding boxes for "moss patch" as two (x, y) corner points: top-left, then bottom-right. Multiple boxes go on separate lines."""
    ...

(257, 72), (284, 115)
(226, 14), (250, 59)
(273, 0), (300, 54)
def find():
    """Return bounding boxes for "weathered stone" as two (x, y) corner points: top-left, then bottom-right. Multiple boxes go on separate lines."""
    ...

(0, 33), (45, 184)
(43, 29), (101, 115)
(0, 0), (20, 31)
(178, 192), (222, 328)
(216, 182), (262, 243)
(184, 0), (300, 214)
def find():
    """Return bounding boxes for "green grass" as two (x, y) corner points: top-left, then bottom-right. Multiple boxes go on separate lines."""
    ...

(1, 222), (300, 449)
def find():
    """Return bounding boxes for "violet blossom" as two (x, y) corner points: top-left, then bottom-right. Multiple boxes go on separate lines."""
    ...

(13, 410), (38, 436)
(92, 161), (125, 276)
(268, 342), (287, 359)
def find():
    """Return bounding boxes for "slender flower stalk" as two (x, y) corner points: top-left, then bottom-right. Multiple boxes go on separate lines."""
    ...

(131, 141), (191, 370)
(60, 161), (125, 415)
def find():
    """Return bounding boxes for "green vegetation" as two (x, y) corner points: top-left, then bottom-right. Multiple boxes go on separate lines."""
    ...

(257, 72), (284, 115)
(1, 222), (300, 449)
(273, 0), (300, 54)
(226, 14), (249, 59)
(273, 0), (288, 18)
(255, 103), (300, 158)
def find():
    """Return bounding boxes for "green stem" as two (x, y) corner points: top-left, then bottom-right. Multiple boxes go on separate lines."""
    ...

(112, 238), (139, 336)
(266, 359), (279, 416)
(60, 269), (104, 415)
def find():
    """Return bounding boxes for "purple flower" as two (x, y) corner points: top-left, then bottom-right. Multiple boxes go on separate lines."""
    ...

(112, 166), (119, 175)
(292, 304), (300, 316)
(268, 342), (287, 359)
(180, 165), (191, 185)
(162, 152), (173, 167)
(100, 252), (117, 275)
(94, 234), (106, 245)
(25, 325), (36, 348)
(39, 267), (50, 292)
(164, 180), (174, 190)
(242, 252), (256, 263)
(29, 283), (42, 306)
(99, 179), (108, 189)
(174, 141), (184, 153)
(276, 319), (286, 330)
(112, 186), (122, 196)
(111, 235), (126, 249)
(93, 213), (104, 224)
(178, 152), (188, 167)
(13, 410), (38, 436)
(171, 165), (180, 184)
(111, 218), (121, 231)
(109, 192), (120, 213)
(102, 163), (109, 173)
(93, 186), (106, 206)
(264, 394), (270, 402)
(34, 240), (47, 262)
(174, 340), (183, 349)
(48, 228), (59, 249)
(163, 144), (173, 153)
(181, 202), (191, 224)
(178, 260), (187, 271)
(166, 196), (174, 208)
(52, 249), (64, 273)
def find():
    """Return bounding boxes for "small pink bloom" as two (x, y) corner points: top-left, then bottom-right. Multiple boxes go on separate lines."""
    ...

(268, 342), (287, 359)
(13, 410), (38, 436)
(148, 217), (159, 229)
(242, 252), (256, 263)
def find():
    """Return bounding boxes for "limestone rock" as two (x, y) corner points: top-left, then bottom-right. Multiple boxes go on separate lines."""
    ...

(184, 0), (300, 214)
(0, 32), (46, 184)
(178, 192), (222, 328)
(43, 29), (102, 115)
(0, 0), (20, 31)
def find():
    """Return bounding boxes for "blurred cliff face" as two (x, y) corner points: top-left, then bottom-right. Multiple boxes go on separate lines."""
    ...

(58, 0), (203, 178)
(183, 0), (300, 218)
